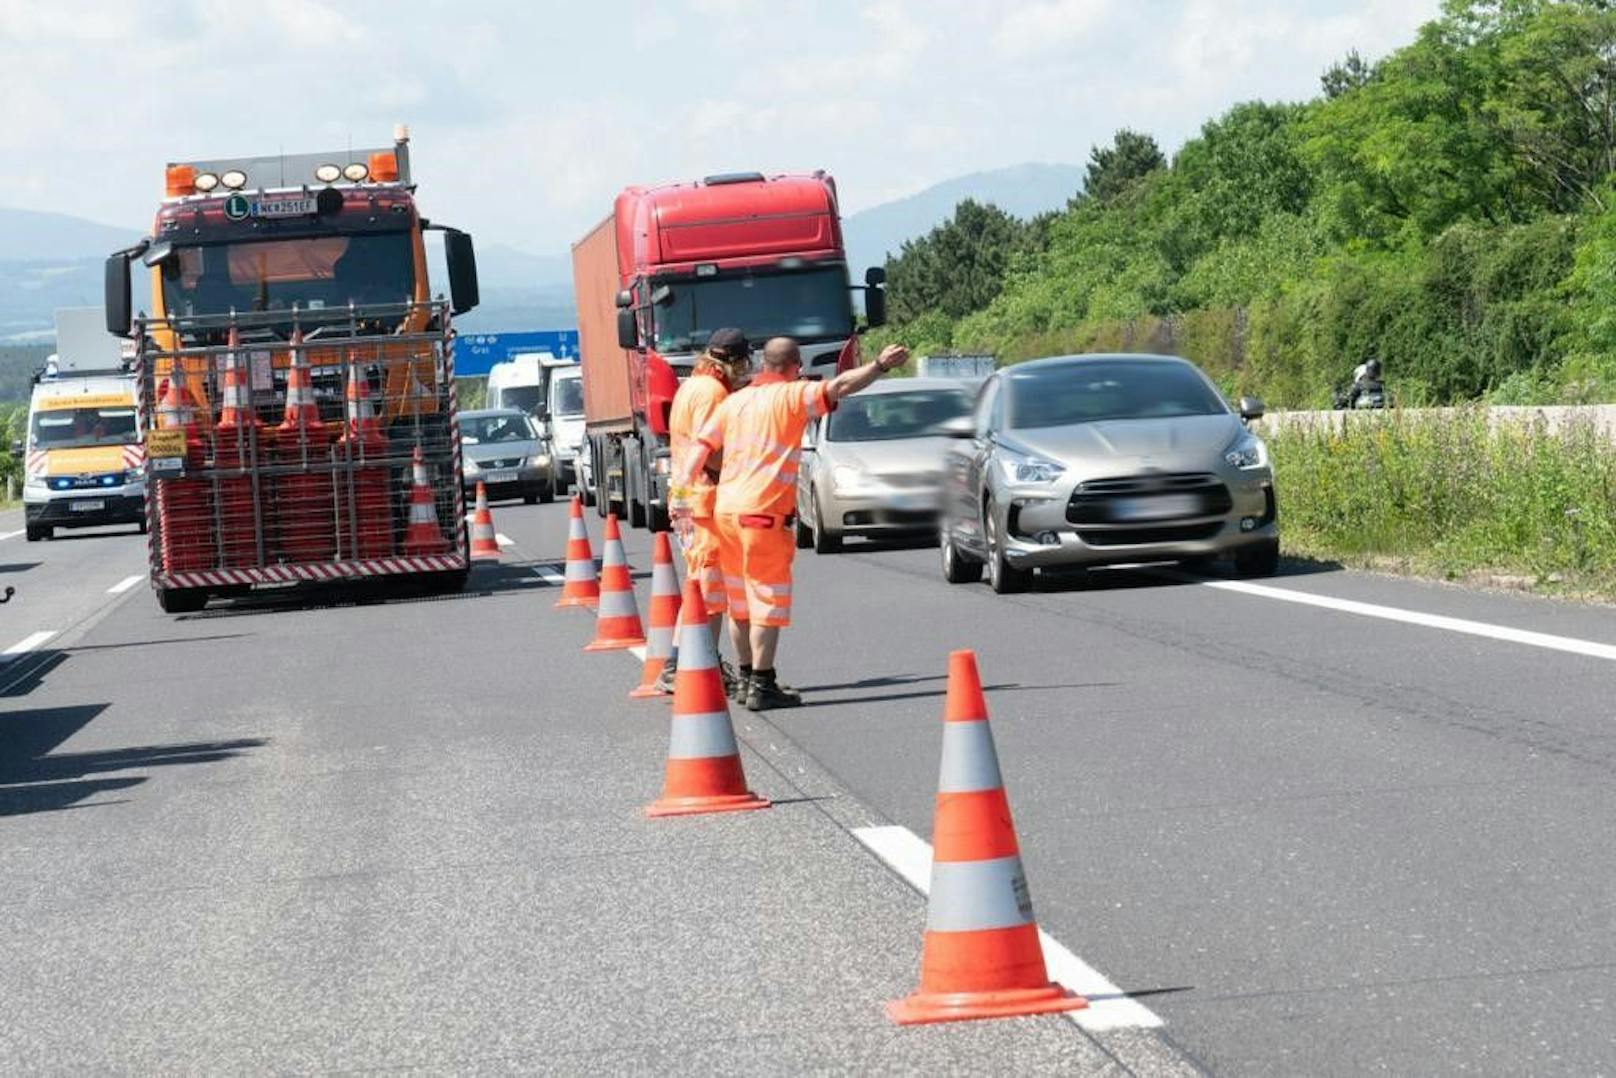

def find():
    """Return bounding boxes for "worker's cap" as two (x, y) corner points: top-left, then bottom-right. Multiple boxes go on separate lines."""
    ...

(706, 328), (750, 360)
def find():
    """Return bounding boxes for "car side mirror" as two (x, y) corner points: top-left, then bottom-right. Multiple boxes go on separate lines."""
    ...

(444, 230), (480, 315)
(1238, 396), (1265, 422)
(933, 415), (975, 439)
(104, 253), (133, 337)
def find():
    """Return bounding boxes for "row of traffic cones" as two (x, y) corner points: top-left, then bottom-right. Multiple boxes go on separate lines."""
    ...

(552, 493), (1088, 1025)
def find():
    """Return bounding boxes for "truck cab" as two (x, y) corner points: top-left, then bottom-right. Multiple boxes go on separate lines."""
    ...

(20, 308), (145, 542)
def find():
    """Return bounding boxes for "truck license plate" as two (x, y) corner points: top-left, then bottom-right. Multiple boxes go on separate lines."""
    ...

(1112, 494), (1202, 521)
(70, 499), (106, 512)
(486, 470), (517, 484)
(254, 197), (317, 218)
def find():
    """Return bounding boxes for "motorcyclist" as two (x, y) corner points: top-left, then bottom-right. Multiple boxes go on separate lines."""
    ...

(1345, 358), (1385, 409)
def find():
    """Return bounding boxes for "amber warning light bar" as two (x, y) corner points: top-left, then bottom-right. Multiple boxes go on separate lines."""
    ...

(165, 126), (412, 199)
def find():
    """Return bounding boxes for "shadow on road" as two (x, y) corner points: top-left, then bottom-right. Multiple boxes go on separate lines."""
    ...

(0, 703), (266, 817)
(790, 681), (1120, 710)
(1015, 554), (1347, 596)
(0, 562), (43, 574)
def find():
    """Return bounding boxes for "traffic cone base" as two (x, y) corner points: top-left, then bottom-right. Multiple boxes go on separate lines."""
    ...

(887, 649), (1086, 1025)
(646, 755), (769, 817)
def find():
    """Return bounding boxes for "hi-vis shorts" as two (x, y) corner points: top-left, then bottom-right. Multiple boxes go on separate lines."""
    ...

(681, 515), (727, 616)
(716, 513), (797, 627)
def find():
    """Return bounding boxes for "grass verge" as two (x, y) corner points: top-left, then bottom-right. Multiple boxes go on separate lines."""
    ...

(1269, 410), (1616, 603)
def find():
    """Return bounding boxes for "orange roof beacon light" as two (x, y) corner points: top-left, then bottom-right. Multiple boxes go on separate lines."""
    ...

(165, 164), (197, 198)
(368, 151), (399, 183)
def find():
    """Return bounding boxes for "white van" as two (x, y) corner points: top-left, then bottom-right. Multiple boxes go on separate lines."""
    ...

(547, 364), (585, 491)
(20, 309), (145, 542)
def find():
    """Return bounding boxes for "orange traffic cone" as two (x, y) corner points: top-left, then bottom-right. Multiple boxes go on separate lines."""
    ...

(468, 481), (500, 561)
(401, 443), (449, 555)
(554, 495), (600, 609)
(646, 579), (769, 817)
(630, 531), (682, 698)
(584, 514), (646, 651)
(886, 650), (1088, 1026)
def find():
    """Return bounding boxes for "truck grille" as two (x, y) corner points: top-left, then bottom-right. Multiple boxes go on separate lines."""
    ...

(1067, 472), (1232, 545)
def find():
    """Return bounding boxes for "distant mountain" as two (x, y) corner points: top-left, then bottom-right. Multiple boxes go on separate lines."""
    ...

(842, 162), (1084, 274)
(0, 207), (144, 262)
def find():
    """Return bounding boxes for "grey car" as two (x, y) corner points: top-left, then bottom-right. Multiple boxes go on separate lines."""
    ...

(938, 354), (1279, 593)
(796, 378), (973, 553)
(459, 408), (556, 504)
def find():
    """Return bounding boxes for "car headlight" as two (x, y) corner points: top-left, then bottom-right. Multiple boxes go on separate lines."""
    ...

(527, 454), (552, 469)
(999, 453), (1065, 484)
(832, 464), (876, 493)
(24, 473), (46, 490)
(462, 458), (480, 475)
(1224, 432), (1269, 470)
(126, 466), (145, 482)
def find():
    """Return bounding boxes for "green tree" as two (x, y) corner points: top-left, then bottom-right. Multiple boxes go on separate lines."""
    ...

(1321, 49), (1374, 99)
(884, 199), (1040, 323)
(1082, 129), (1166, 203)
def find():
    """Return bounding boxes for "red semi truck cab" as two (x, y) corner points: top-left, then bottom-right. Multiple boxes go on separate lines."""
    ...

(572, 170), (886, 531)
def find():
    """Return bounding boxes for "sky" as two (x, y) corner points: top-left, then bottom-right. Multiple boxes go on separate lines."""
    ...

(0, 0), (1442, 259)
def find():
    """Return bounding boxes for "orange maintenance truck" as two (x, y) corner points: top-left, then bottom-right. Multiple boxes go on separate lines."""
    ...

(104, 126), (481, 612)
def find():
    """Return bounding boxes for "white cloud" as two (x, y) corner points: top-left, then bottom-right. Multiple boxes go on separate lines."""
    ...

(993, 0), (1115, 58)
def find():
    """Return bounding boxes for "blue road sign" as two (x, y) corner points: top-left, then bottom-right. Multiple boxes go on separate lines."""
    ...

(453, 330), (579, 377)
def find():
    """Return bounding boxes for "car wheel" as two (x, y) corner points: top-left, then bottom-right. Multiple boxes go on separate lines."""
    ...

(984, 498), (1031, 594)
(1234, 539), (1281, 578)
(940, 521), (983, 584)
(795, 512), (813, 550)
(523, 491), (539, 505)
(137, 518), (149, 535)
(811, 493), (842, 554)
(541, 481), (556, 505)
(25, 524), (49, 542)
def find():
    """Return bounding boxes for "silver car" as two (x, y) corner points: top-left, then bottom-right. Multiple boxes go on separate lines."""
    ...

(938, 354), (1279, 593)
(459, 408), (556, 504)
(796, 377), (973, 552)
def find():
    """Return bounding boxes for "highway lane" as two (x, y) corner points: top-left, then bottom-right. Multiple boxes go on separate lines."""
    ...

(483, 502), (1616, 1077)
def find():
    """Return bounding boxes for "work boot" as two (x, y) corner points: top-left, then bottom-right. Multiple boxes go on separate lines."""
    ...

(719, 659), (740, 700)
(745, 669), (801, 711)
(653, 656), (677, 695)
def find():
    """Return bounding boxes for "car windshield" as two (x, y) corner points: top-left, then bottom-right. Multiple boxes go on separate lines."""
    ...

(552, 376), (584, 416)
(1007, 360), (1228, 429)
(825, 388), (971, 442)
(461, 414), (535, 444)
(496, 385), (543, 414)
(160, 232), (415, 317)
(651, 267), (852, 352)
(31, 406), (139, 450)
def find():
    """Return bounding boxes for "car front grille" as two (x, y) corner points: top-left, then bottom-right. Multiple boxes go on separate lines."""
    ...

(1066, 471), (1232, 545)
(477, 457), (523, 470)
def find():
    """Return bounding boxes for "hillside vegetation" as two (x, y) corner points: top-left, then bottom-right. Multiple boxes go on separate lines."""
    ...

(875, 0), (1616, 410)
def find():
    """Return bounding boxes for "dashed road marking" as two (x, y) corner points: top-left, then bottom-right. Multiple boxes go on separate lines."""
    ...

(531, 565), (566, 585)
(107, 575), (144, 595)
(1199, 578), (1616, 663)
(0, 528), (24, 541)
(2, 630), (57, 662)
(852, 824), (1163, 1032)
(496, 533), (515, 548)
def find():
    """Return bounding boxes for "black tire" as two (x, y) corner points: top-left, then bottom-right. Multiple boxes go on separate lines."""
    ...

(795, 514), (813, 550)
(523, 492), (539, 505)
(25, 524), (49, 543)
(156, 586), (208, 614)
(540, 482), (556, 505)
(137, 518), (149, 535)
(1235, 539), (1281, 578)
(647, 498), (669, 533)
(940, 523), (983, 584)
(811, 494), (842, 554)
(984, 498), (1031, 594)
(627, 459), (648, 529)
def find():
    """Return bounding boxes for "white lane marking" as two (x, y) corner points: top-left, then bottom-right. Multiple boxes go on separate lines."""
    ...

(628, 645), (647, 661)
(1199, 578), (1616, 663)
(531, 565), (566, 585)
(107, 574), (144, 595)
(2, 630), (57, 662)
(0, 528), (24, 541)
(496, 533), (515, 548)
(852, 824), (1162, 1031)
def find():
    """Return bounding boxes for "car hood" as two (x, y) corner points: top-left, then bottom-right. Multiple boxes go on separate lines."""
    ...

(1003, 414), (1243, 476)
(821, 436), (951, 479)
(465, 438), (541, 462)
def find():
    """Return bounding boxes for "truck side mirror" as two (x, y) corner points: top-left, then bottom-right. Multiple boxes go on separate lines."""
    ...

(617, 308), (638, 350)
(864, 278), (887, 329)
(105, 254), (132, 337)
(444, 230), (480, 315)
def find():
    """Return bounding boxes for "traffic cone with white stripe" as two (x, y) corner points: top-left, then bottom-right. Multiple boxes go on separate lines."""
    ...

(554, 495), (600, 609)
(584, 513), (646, 651)
(645, 579), (769, 817)
(630, 531), (681, 698)
(401, 443), (449, 555)
(886, 650), (1087, 1025)
(468, 481), (500, 561)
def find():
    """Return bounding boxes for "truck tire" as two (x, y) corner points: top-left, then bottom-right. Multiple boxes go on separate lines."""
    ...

(156, 586), (208, 614)
(627, 447), (648, 529)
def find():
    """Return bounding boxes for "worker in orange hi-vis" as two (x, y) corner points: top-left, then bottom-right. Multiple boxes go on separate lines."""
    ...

(660, 327), (753, 697)
(675, 336), (909, 711)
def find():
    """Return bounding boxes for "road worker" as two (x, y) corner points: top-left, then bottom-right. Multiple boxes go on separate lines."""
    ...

(661, 327), (753, 696)
(675, 336), (909, 710)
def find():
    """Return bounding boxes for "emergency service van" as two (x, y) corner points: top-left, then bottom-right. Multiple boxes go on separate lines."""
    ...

(19, 308), (145, 542)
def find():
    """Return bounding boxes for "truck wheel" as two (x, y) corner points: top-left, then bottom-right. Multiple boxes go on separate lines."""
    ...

(647, 499), (669, 533)
(628, 455), (648, 529)
(156, 586), (208, 614)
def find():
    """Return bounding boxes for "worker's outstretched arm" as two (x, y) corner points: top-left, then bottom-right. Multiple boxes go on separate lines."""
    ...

(824, 344), (909, 404)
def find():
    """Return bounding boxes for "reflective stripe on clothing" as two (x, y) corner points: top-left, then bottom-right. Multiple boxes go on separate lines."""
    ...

(668, 372), (729, 517)
(699, 378), (830, 518)
(716, 513), (798, 627)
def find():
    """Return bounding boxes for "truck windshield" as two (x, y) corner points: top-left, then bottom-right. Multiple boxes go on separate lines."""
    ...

(552, 377), (584, 416)
(31, 406), (139, 450)
(651, 267), (851, 353)
(160, 233), (414, 318)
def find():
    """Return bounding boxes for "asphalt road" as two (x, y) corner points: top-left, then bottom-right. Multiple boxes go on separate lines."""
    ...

(4, 498), (1615, 1074)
